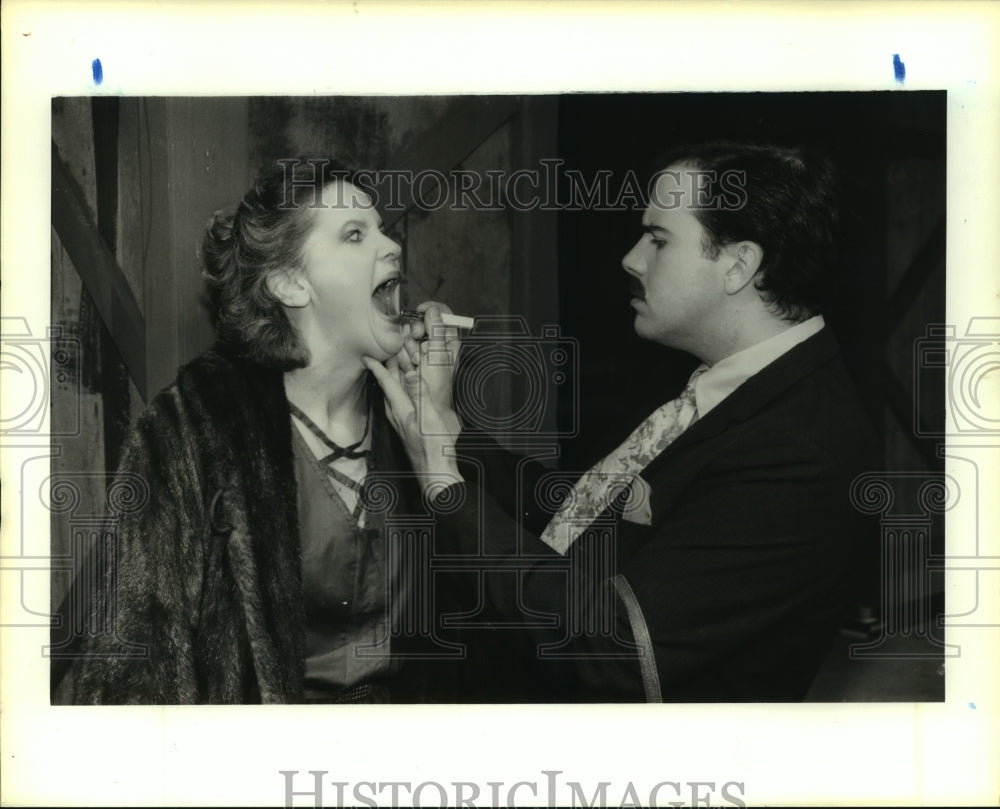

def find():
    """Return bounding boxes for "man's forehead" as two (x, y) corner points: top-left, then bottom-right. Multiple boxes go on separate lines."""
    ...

(651, 166), (692, 197)
(644, 168), (704, 222)
(641, 208), (677, 231)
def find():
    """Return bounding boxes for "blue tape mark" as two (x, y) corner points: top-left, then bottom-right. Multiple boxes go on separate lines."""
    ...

(92, 58), (103, 85)
(893, 54), (905, 83)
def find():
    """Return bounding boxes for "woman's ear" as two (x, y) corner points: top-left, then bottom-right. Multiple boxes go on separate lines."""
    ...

(266, 269), (310, 308)
(721, 241), (764, 295)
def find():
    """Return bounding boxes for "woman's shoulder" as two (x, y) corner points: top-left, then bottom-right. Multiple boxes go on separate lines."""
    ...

(175, 344), (246, 387)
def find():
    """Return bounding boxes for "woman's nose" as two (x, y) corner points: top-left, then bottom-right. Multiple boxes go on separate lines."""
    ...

(381, 233), (401, 262)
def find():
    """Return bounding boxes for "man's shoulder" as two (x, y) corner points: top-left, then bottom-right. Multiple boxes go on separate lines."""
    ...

(737, 327), (870, 428)
(654, 329), (876, 480)
(728, 348), (875, 466)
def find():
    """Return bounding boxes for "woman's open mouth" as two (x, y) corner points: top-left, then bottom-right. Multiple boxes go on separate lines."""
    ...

(372, 275), (402, 317)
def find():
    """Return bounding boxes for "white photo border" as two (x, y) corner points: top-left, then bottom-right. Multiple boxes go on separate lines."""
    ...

(2, 1), (998, 806)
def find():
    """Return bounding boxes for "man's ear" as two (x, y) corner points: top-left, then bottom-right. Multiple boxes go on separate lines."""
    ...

(266, 269), (310, 308)
(721, 241), (764, 295)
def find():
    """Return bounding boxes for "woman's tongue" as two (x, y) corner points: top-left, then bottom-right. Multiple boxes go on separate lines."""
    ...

(372, 282), (400, 318)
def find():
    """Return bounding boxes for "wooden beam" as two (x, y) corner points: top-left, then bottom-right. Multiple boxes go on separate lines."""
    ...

(51, 142), (147, 401)
(379, 95), (521, 230)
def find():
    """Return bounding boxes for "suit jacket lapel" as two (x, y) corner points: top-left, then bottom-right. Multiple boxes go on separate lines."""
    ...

(640, 327), (841, 480)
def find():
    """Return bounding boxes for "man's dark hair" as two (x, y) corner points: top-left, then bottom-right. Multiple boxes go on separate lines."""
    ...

(200, 157), (356, 370)
(655, 140), (839, 322)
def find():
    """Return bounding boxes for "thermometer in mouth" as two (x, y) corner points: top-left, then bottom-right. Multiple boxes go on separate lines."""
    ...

(398, 309), (475, 330)
(372, 277), (475, 330)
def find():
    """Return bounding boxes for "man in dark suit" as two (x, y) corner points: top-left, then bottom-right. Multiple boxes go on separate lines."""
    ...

(366, 140), (877, 702)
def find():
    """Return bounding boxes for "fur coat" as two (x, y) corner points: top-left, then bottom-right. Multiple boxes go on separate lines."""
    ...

(72, 345), (430, 704)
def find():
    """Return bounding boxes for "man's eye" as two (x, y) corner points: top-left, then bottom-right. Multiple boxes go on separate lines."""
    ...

(650, 236), (667, 248)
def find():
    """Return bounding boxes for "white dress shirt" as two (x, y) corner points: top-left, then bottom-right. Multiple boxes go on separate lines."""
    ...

(694, 315), (826, 417)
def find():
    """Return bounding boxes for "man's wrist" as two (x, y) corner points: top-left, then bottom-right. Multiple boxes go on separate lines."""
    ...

(422, 470), (463, 501)
(443, 409), (461, 440)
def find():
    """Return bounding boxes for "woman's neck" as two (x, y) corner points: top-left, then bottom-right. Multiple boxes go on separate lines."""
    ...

(283, 357), (369, 444)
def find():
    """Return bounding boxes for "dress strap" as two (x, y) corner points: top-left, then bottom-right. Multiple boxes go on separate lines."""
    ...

(288, 401), (371, 462)
(325, 466), (369, 522)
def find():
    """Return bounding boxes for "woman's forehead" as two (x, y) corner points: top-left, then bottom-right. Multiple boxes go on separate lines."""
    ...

(310, 181), (382, 228)
(322, 181), (374, 210)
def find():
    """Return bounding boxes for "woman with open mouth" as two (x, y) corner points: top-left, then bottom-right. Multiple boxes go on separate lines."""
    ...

(72, 158), (462, 704)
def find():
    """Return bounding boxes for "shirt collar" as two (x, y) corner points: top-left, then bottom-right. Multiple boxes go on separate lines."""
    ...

(694, 315), (825, 417)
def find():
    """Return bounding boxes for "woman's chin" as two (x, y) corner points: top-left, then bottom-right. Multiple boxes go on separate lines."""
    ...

(361, 312), (404, 359)
(369, 333), (404, 361)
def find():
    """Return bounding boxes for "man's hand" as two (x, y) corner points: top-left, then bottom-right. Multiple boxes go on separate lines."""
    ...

(400, 301), (461, 437)
(362, 352), (463, 499)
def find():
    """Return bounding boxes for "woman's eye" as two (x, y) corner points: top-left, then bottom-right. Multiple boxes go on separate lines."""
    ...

(346, 229), (363, 242)
(650, 236), (667, 248)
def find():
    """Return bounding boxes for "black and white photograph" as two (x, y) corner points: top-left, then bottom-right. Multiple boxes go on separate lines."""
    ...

(2, 2), (998, 807)
(47, 90), (948, 708)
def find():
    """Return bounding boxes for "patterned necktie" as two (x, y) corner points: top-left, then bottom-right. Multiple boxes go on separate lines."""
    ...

(540, 364), (708, 554)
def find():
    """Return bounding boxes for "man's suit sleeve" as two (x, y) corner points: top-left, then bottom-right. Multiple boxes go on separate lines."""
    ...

(435, 433), (649, 701)
(434, 426), (860, 701)
(616, 426), (861, 699)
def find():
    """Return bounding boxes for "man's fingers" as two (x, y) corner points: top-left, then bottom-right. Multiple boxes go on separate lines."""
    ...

(422, 306), (460, 366)
(424, 305), (449, 347)
(416, 299), (453, 316)
(385, 354), (405, 388)
(362, 356), (415, 417)
(396, 345), (417, 373)
(403, 369), (421, 399)
(364, 355), (399, 393)
(409, 318), (427, 342)
(418, 302), (460, 347)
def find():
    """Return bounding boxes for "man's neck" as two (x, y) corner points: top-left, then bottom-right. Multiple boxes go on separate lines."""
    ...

(697, 306), (806, 366)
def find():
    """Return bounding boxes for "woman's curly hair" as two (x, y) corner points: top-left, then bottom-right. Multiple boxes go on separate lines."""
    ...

(201, 157), (356, 370)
